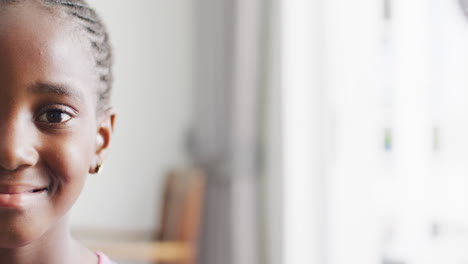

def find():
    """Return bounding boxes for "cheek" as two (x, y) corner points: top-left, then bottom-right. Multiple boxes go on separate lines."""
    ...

(40, 128), (96, 207)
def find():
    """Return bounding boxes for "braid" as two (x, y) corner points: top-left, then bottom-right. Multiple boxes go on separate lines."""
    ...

(47, 0), (113, 111)
(1, 0), (113, 111)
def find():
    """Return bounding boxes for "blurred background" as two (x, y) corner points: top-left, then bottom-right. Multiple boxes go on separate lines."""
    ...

(68, 0), (468, 263)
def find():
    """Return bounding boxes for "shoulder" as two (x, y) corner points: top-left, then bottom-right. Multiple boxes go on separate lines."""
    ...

(96, 252), (118, 264)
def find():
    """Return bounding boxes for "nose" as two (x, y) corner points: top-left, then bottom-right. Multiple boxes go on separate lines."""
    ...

(0, 115), (39, 172)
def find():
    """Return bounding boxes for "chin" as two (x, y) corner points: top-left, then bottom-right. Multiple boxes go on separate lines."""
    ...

(0, 219), (50, 249)
(0, 234), (38, 249)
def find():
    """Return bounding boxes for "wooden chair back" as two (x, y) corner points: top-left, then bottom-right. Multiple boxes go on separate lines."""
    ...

(156, 168), (206, 264)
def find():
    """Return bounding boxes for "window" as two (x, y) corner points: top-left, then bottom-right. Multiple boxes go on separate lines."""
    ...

(282, 0), (468, 263)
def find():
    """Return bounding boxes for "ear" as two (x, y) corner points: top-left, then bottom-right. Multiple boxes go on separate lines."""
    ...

(89, 107), (116, 174)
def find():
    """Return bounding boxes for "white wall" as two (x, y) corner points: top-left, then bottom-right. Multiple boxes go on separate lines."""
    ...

(71, 0), (194, 232)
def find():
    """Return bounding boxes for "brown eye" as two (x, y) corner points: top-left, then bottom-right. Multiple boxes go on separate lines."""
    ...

(38, 110), (72, 123)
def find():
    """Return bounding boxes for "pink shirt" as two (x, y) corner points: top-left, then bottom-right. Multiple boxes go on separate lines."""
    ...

(96, 252), (117, 264)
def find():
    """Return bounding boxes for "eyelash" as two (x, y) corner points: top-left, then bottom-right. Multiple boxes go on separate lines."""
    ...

(35, 105), (76, 127)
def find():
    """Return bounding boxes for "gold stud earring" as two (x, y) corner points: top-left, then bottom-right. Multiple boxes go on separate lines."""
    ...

(94, 163), (103, 174)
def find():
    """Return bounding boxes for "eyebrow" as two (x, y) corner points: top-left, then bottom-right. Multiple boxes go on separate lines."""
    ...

(29, 82), (84, 102)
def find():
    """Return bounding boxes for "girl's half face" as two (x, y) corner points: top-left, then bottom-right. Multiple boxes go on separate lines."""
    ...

(0, 3), (105, 247)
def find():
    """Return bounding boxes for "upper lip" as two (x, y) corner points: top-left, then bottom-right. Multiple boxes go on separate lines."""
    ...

(0, 184), (48, 194)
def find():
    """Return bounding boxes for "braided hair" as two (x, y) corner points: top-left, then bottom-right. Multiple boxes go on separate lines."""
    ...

(1, 0), (113, 112)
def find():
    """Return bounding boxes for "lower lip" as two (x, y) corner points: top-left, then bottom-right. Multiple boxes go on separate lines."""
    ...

(0, 190), (48, 209)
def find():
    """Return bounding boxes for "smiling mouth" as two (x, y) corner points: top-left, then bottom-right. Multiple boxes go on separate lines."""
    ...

(0, 186), (49, 209)
(0, 187), (49, 195)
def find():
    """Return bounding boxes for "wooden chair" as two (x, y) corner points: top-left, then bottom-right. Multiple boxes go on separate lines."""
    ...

(155, 168), (206, 264)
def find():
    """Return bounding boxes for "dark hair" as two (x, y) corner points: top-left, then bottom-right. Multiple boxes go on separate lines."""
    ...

(1, 0), (113, 111)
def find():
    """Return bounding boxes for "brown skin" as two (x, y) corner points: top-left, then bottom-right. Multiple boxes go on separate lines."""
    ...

(0, 2), (115, 264)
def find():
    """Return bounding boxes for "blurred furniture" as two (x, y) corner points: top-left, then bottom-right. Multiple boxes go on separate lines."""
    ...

(155, 168), (206, 264)
(78, 168), (206, 264)
(85, 240), (193, 263)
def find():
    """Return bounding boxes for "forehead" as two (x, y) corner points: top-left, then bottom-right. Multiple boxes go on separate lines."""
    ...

(0, 2), (97, 97)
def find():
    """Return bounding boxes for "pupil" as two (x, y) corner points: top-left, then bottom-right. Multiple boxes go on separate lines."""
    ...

(47, 111), (63, 123)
